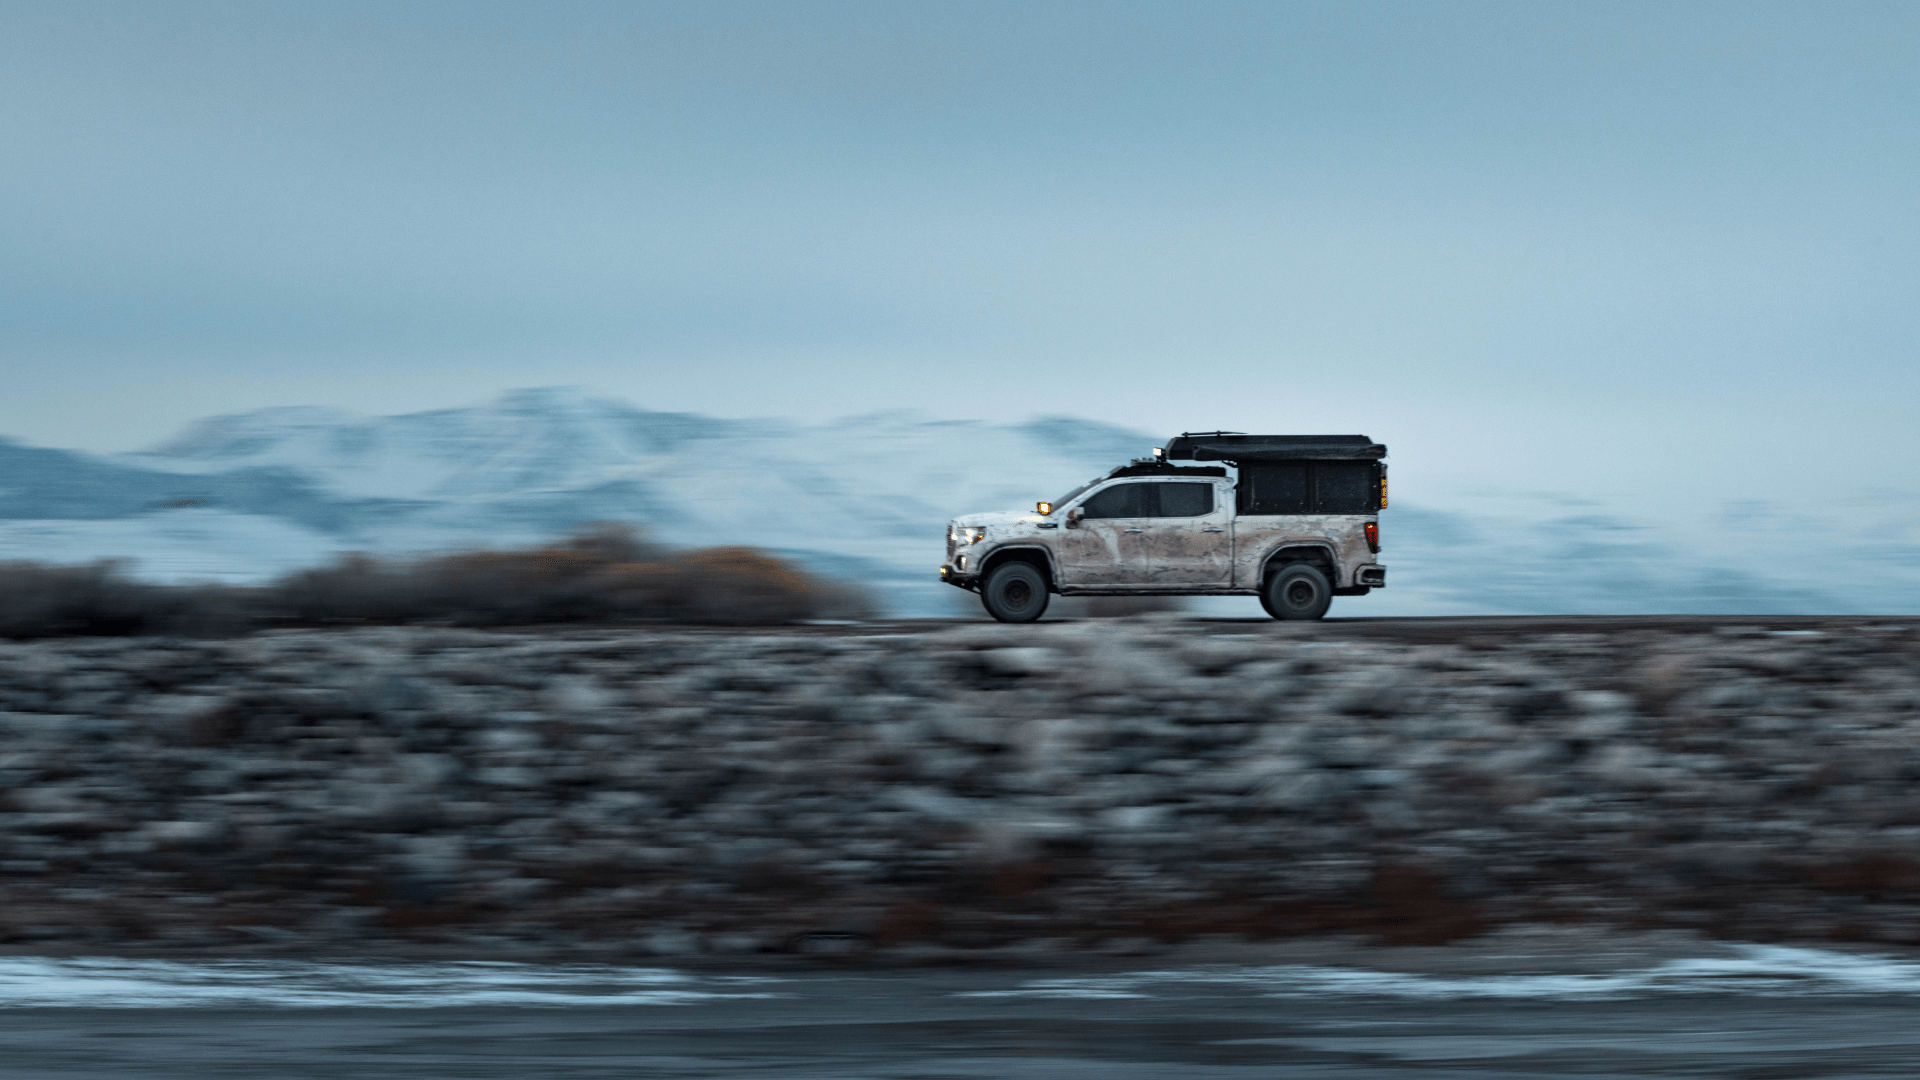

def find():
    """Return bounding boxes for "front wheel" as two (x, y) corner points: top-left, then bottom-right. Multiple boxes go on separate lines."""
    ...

(980, 562), (1050, 623)
(1263, 563), (1332, 621)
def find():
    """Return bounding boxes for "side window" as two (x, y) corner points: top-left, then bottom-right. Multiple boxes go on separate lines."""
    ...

(1239, 463), (1309, 514)
(1079, 482), (1146, 518)
(1152, 482), (1214, 518)
(1314, 463), (1376, 514)
(1237, 462), (1379, 514)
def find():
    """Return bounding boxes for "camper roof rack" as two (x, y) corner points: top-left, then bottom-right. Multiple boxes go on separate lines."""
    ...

(1162, 433), (1387, 463)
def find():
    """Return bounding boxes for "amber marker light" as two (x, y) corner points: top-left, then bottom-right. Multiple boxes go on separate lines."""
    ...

(1364, 521), (1380, 553)
(1037, 501), (1052, 515)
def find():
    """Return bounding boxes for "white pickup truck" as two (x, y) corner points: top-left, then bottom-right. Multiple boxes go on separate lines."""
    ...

(941, 433), (1387, 622)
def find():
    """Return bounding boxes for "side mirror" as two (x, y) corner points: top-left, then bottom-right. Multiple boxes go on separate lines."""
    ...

(1066, 507), (1084, 528)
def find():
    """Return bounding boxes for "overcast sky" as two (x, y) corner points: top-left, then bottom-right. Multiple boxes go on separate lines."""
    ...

(3, 0), (1917, 522)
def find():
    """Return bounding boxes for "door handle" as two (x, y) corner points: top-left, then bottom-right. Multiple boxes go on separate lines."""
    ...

(1201, 527), (1225, 533)
(1123, 528), (1145, 533)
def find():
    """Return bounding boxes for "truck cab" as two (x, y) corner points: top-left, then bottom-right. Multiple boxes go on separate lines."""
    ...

(941, 433), (1388, 622)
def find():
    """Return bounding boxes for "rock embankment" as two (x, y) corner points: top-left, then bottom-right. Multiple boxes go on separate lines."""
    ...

(2, 620), (1919, 956)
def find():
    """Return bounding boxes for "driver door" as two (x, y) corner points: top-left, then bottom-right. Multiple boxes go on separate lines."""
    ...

(1057, 480), (1152, 588)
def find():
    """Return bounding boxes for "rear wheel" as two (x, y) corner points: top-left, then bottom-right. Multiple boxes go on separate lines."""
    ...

(1263, 563), (1332, 621)
(981, 562), (1050, 623)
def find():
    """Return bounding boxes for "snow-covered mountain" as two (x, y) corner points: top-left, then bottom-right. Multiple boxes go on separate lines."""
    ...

(0, 390), (1159, 614)
(2, 388), (1914, 616)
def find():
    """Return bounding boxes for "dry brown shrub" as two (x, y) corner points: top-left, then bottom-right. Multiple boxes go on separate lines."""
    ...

(0, 560), (251, 638)
(270, 525), (866, 625)
(0, 524), (871, 635)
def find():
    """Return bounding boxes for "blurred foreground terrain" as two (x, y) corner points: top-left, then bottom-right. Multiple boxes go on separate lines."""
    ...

(3, 616), (1918, 955)
(7, 615), (1920, 1078)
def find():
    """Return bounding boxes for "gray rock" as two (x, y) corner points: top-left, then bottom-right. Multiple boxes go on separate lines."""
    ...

(640, 928), (702, 955)
(1253, 771), (1346, 810)
(137, 820), (227, 847)
(982, 647), (1064, 676)
(1099, 805), (1172, 830)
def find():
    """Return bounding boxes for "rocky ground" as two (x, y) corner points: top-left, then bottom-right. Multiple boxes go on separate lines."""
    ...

(2, 617), (1918, 958)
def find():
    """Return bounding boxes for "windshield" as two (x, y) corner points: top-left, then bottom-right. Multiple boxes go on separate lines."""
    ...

(1053, 478), (1101, 508)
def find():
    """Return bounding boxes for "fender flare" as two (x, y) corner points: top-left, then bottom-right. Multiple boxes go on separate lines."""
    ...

(1256, 541), (1343, 588)
(977, 545), (1060, 593)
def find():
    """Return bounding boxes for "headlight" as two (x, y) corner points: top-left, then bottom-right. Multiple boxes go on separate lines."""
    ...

(953, 526), (987, 546)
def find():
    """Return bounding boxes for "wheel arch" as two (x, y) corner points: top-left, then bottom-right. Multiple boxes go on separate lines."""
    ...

(979, 545), (1059, 594)
(1258, 543), (1341, 587)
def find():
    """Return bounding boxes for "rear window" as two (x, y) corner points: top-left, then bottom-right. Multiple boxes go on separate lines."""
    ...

(1238, 462), (1377, 515)
(1240, 463), (1308, 514)
(1314, 462), (1377, 515)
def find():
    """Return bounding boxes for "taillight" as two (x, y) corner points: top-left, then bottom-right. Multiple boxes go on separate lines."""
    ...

(1364, 521), (1380, 553)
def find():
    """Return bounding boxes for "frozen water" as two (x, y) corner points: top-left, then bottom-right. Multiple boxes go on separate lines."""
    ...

(4, 946), (1920, 1009)
(960, 945), (1920, 1002)
(0, 958), (780, 1008)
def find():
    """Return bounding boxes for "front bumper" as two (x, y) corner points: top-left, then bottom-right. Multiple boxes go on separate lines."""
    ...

(939, 564), (979, 591)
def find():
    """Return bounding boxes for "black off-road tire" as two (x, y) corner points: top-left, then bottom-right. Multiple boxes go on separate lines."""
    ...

(1263, 563), (1332, 621)
(981, 562), (1050, 623)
